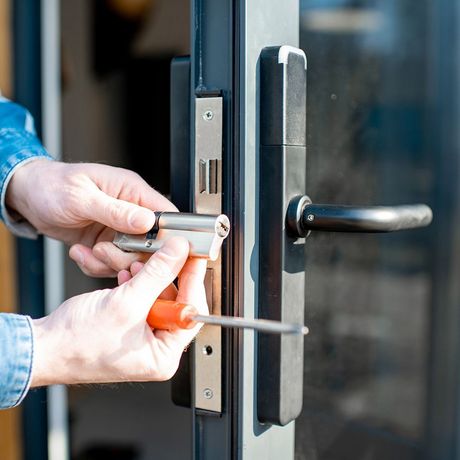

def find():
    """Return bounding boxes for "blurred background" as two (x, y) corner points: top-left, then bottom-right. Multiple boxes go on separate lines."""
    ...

(1, 1), (192, 459)
(0, 0), (459, 459)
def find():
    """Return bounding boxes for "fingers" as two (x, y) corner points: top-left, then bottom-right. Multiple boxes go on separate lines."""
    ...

(83, 188), (157, 234)
(69, 244), (117, 278)
(159, 283), (178, 300)
(93, 241), (149, 273)
(70, 237), (148, 278)
(176, 258), (208, 295)
(176, 258), (208, 317)
(117, 263), (178, 303)
(87, 164), (178, 213)
(117, 270), (131, 285)
(137, 187), (178, 213)
(117, 263), (146, 285)
(154, 258), (208, 349)
(129, 261), (144, 277)
(117, 237), (190, 316)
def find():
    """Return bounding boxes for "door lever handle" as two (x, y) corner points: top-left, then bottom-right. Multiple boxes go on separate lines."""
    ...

(257, 44), (435, 427)
(287, 196), (433, 236)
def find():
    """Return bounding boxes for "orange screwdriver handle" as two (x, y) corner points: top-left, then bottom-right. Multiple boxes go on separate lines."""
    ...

(147, 299), (198, 330)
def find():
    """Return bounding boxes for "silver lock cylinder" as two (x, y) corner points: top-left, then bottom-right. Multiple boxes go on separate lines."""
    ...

(113, 212), (230, 261)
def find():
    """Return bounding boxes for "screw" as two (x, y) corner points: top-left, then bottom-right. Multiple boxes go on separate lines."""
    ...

(203, 388), (213, 399)
(203, 110), (214, 121)
(307, 214), (315, 222)
(202, 345), (213, 356)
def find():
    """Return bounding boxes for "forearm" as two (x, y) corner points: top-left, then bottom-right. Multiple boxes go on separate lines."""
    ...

(30, 315), (81, 387)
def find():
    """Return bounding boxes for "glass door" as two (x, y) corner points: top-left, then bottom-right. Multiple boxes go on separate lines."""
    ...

(295, 1), (460, 459)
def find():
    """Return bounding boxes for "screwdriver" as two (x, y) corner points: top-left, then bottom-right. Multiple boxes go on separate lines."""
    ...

(147, 299), (309, 335)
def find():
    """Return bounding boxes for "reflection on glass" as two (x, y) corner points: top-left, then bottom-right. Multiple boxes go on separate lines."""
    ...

(296, 1), (435, 458)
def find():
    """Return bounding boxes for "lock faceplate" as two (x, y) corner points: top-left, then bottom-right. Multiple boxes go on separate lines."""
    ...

(194, 96), (224, 413)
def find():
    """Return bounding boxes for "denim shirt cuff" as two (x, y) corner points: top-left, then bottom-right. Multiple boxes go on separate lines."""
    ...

(0, 128), (53, 239)
(0, 314), (34, 409)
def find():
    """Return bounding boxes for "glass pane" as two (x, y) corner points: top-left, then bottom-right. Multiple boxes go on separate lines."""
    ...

(296, 1), (458, 458)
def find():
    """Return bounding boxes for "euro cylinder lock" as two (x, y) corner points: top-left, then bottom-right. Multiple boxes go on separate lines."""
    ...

(113, 212), (230, 261)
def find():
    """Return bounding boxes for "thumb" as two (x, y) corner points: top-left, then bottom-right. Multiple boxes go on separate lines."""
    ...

(117, 237), (190, 315)
(84, 188), (156, 234)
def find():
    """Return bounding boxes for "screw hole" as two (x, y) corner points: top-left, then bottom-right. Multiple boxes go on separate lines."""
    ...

(202, 345), (213, 356)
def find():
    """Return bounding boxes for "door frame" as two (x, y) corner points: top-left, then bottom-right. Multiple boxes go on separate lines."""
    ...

(190, 1), (300, 458)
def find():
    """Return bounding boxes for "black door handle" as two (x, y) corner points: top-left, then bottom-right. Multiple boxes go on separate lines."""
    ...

(286, 196), (433, 236)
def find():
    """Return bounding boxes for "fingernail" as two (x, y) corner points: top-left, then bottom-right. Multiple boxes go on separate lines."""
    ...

(74, 248), (85, 266)
(129, 209), (155, 230)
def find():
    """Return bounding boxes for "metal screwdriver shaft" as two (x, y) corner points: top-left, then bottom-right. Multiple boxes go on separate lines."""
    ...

(192, 313), (309, 336)
(147, 299), (309, 336)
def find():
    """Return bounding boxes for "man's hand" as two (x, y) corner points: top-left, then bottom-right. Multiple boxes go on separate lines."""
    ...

(31, 237), (208, 386)
(6, 159), (176, 277)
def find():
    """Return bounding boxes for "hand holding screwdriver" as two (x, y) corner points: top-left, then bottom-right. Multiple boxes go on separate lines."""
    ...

(121, 261), (308, 336)
(32, 238), (208, 387)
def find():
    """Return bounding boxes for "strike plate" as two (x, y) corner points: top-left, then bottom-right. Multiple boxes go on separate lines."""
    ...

(194, 96), (223, 412)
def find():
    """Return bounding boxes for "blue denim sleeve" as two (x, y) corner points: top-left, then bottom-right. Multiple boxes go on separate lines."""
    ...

(0, 99), (50, 408)
(0, 97), (53, 238)
(0, 313), (34, 409)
